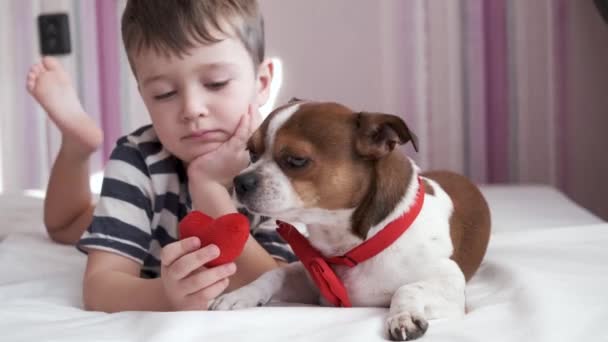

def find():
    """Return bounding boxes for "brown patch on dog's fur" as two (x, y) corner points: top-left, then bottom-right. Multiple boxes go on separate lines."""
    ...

(248, 129), (265, 157)
(291, 180), (319, 206)
(422, 179), (435, 196)
(422, 171), (491, 281)
(270, 103), (419, 239)
(351, 153), (411, 238)
(272, 103), (373, 213)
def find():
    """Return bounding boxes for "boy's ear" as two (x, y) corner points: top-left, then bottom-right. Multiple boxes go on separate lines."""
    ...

(255, 58), (274, 107)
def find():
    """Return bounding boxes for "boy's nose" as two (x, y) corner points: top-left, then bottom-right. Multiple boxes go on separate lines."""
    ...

(181, 91), (208, 121)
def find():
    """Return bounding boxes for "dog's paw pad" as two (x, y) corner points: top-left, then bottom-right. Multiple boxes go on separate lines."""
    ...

(387, 312), (428, 341)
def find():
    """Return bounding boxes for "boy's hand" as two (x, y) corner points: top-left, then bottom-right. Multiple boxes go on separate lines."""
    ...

(160, 237), (237, 310)
(187, 105), (261, 188)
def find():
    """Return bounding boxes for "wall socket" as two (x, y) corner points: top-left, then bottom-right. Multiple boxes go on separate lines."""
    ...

(38, 13), (71, 55)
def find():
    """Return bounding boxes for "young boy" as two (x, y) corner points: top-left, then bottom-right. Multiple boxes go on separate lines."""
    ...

(25, 0), (294, 312)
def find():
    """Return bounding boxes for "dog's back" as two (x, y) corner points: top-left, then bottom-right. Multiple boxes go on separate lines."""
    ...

(423, 171), (491, 281)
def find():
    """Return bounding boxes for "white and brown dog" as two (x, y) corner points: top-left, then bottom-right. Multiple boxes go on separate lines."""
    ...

(211, 100), (491, 341)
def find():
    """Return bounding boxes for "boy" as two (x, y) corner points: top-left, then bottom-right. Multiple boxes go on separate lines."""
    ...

(26, 0), (293, 312)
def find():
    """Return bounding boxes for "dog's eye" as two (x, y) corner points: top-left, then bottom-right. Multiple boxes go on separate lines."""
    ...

(248, 149), (260, 163)
(285, 156), (309, 169)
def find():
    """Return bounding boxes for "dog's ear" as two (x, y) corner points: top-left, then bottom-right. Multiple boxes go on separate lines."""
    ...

(355, 112), (418, 160)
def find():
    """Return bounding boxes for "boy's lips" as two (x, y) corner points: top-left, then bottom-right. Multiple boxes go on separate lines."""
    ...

(182, 129), (224, 142)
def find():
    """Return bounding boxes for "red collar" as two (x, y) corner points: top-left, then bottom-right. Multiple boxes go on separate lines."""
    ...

(276, 177), (425, 307)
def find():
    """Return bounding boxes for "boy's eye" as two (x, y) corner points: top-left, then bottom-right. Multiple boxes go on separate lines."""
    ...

(205, 80), (230, 90)
(153, 91), (176, 100)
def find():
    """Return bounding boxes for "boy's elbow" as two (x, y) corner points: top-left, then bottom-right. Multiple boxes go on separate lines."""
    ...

(82, 287), (118, 313)
(82, 274), (116, 313)
(48, 230), (78, 245)
(82, 293), (97, 312)
(82, 280), (103, 312)
(45, 223), (84, 245)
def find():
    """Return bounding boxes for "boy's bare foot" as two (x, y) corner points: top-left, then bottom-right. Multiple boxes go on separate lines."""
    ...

(27, 57), (102, 154)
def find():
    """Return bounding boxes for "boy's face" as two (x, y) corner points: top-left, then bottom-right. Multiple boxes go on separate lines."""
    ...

(133, 34), (270, 163)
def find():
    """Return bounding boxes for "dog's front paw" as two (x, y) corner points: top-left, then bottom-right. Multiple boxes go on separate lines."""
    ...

(386, 311), (429, 341)
(210, 286), (270, 310)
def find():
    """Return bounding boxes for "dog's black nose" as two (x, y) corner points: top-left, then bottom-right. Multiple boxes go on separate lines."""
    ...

(234, 172), (259, 197)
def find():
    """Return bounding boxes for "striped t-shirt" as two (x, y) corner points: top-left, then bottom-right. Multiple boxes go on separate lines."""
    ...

(77, 125), (295, 278)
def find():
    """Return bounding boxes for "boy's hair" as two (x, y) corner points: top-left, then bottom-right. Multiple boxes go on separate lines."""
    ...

(121, 0), (264, 76)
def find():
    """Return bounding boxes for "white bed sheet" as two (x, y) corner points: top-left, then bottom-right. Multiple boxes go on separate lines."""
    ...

(0, 186), (607, 342)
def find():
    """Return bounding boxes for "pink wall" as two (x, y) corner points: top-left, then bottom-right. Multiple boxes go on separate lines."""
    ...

(260, 0), (608, 220)
(260, 0), (409, 116)
(565, 0), (608, 220)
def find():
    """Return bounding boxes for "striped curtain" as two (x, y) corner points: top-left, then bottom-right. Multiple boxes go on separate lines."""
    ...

(1, 0), (606, 219)
(392, 0), (607, 219)
(397, 0), (569, 187)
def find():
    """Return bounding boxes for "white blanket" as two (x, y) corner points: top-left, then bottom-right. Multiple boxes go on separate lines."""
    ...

(0, 186), (607, 342)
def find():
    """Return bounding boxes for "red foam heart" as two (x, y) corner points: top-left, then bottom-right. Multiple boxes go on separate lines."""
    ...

(179, 211), (250, 267)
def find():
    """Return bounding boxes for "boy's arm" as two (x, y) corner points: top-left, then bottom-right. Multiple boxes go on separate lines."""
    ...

(186, 107), (281, 290)
(83, 239), (235, 312)
(189, 180), (282, 291)
(82, 250), (171, 312)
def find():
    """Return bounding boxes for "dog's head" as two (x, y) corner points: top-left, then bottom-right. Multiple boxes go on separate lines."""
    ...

(233, 100), (418, 236)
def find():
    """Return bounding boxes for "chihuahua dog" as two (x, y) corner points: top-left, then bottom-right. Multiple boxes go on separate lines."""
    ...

(212, 100), (491, 341)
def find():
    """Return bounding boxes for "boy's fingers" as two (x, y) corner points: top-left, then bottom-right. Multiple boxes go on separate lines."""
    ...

(228, 110), (251, 149)
(190, 278), (231, 308)
(160, 237), (201, 268)
(236, 148), (250, 169)
(180, 262), (237, 295)
(169, 244), (221, 280)
(224, 104), (256, 152)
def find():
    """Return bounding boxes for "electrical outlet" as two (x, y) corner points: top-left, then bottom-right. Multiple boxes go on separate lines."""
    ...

(38, 13), (71, 55)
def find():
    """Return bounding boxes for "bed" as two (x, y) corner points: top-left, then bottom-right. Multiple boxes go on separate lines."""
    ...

(0, 185), (607, 341)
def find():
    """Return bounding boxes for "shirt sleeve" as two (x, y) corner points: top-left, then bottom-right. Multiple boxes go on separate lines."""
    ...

(250, 216), (297, 263)
(77, 141), (155, 265)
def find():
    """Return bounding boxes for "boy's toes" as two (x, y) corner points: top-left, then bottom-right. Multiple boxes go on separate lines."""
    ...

(32, 63), (44, 75)
(27, 69), (37, 85)
(42, 56), (59, 70)
(26, 69), (39, 91)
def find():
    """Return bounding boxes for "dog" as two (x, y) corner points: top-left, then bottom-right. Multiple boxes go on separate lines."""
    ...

(211, 100), (491, 341)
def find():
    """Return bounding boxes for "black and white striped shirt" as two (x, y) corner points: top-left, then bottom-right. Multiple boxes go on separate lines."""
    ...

(77, 125), (295, 278)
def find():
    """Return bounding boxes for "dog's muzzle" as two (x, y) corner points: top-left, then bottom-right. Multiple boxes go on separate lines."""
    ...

(234, 172), (259, 199)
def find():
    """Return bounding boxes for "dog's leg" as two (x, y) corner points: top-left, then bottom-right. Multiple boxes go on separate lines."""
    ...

(386, 260), (465, 341)
(210, 262), (319, 310)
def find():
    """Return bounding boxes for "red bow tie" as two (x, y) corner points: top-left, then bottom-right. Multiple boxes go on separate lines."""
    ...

(276, 178), (425, 307)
